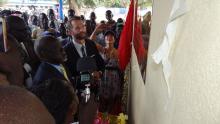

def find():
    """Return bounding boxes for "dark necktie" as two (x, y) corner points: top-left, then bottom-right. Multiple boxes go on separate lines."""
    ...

(81, 46), (86, 57)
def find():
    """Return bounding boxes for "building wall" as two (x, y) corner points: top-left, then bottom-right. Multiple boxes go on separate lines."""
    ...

(145, 0), (220, 123)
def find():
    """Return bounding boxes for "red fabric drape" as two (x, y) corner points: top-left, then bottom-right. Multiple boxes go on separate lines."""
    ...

(118, 0), (135, 71)
(118, 0), (145, 70)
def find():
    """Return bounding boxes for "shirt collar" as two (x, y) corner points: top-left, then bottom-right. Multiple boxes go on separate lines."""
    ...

(47, 63), (62, 73)
(72, 38), (87, 57)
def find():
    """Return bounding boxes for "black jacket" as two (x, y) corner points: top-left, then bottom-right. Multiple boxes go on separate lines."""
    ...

(64, 38), (105, 78)
(33, 62), (74, 87)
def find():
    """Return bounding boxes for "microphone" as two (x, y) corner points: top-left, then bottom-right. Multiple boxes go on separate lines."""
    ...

(76, 56), (98, 103)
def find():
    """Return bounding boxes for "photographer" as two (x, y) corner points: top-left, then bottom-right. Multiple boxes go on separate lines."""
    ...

(89, 21), (113, 48)
(90, 22), (103, 43)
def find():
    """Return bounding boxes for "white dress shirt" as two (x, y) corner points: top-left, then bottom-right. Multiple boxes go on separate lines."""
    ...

(72, 38), (87, 57)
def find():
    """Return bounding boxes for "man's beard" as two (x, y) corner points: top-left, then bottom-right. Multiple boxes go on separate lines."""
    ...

(75, 32), (87, 40)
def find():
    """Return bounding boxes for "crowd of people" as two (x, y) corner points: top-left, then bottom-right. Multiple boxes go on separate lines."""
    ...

(0, 6), (152, 123)
(0, 8), (131, 124)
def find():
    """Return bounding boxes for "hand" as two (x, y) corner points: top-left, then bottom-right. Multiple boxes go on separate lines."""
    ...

(98, 46), (106, 54)
(79, 94), (98, 124)
(0, 72), (10, 85)
(91, 71), (102, 80)
(94, 23), (106, 34)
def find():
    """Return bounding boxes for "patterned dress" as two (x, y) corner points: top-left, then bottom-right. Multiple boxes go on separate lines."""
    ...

(99, 49), (123, 115)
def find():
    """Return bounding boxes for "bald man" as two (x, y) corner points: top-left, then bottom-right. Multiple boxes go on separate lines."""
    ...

(0, 85), (55, 124)
(33, 36), (73, 88)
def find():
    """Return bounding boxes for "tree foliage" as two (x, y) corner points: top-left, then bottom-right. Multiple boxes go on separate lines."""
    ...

(65, 0), (131, 8)
(64, 0), (151, 11)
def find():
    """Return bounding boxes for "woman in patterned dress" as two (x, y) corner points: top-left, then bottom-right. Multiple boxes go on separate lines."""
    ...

(98, 30), (123, 115)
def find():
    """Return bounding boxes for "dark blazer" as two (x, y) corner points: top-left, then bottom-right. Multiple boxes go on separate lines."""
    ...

(32, 62), (73, 87)
(64, 38), (105, 77)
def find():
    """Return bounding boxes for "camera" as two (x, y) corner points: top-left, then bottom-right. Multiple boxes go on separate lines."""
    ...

(79, 71), (91, 83)
(77, 56), (97, 83)
(76, 56), (99, 102)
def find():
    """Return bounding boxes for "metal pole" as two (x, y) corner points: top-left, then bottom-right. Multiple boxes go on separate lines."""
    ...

(59, 0), (63, 20)
(128, 0), (137, 123)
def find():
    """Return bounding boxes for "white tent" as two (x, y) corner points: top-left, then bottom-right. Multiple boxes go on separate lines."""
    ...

(130, 0), (220, 123)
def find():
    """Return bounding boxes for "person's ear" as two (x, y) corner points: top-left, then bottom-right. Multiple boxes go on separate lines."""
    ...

(39, 50), (47, 59)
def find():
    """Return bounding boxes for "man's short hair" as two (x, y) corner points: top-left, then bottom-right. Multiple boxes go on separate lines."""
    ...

(68, 9), (75, 17)
(106, 10), (113, 17)
(34, 35), (58, 58)
(66, 16), (82, 31)
(90, 12), (96, 18)
(6, 16), (31, 43)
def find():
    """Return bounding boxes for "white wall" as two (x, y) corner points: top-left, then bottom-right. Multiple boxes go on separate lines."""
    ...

(145, 0), (220, 123)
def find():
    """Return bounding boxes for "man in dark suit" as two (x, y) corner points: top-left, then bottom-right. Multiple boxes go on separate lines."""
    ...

(33, 36), (73, 87)
(64, 16), (105, 93)
(64, 16), (105, 78)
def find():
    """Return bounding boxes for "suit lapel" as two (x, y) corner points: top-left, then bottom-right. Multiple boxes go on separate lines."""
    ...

(43, 62), (65, 80)
(71, 42), (81, 58)
(85, 40), (92, 57)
